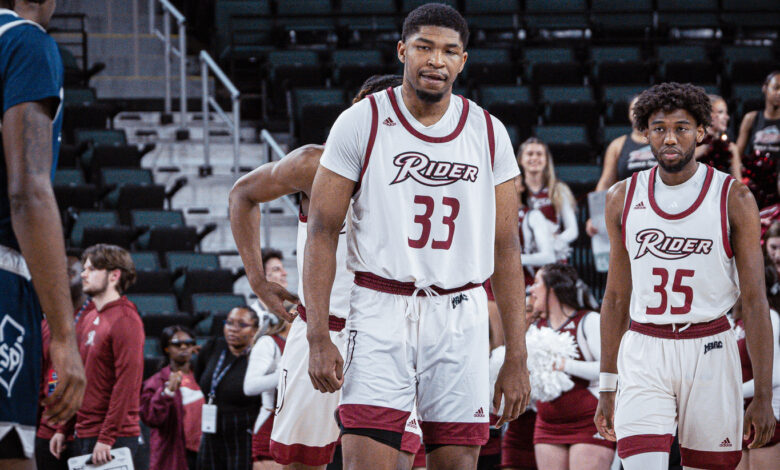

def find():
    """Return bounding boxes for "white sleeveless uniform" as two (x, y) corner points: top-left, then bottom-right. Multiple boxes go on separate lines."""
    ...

(271, 209), (421, 464)
(320, 86), (519, 446)
(615, 164), (744, 469)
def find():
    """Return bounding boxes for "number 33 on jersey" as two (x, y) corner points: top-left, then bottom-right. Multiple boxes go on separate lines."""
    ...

(622, 165), (740, 324)
(319, 86), (520, 290)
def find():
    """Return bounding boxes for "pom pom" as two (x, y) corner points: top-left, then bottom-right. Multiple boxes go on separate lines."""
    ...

(525, 325), (579, 403)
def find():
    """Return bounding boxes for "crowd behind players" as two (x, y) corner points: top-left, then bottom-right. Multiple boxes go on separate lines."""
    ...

(33, 72), (780, 470)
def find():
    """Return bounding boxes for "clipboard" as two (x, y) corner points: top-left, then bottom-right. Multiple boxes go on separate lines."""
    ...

(67, 446), (134, 470)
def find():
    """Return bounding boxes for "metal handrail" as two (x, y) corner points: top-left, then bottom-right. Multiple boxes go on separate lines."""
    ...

(149, 0), (187, 130)
(259, 129), (299, 246)
(200, 50), (241, 175)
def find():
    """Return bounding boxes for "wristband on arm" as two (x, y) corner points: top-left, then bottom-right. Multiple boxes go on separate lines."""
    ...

(599, 372), (618, 392)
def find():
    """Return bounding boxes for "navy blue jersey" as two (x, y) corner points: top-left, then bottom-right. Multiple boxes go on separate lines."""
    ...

(0, 9), (63, 251)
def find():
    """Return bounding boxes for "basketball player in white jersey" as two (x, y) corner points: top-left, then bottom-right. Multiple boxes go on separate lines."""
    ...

(304, 4), (531, 470)
(230, 75), (424, 470)
(594, 82), (776, 470)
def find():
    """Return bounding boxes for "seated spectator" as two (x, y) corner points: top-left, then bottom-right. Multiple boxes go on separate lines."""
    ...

(195, 306), (260, 470)
(737, 71), (780, 208)
(528, 264), (614, 470)
(251, 249), (289, 317)
(50, 244), (144, 467)
(244, 314), (291, 469)
(695, 95), (742, 179)
(517, 138), (578, 260)
(587, 96), (653, 236)
(141, 325), (204, 470)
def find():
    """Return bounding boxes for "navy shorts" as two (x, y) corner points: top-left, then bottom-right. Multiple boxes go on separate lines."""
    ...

(0, 268), (43, 459)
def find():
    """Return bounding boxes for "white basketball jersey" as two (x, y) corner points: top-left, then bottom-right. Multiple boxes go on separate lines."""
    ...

(296, 210), (351, 319)
(623, 165), (739, 324)
(347, 88), (503, 289)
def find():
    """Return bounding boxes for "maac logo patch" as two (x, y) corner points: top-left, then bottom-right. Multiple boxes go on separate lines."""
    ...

(0, 314), (25, 397)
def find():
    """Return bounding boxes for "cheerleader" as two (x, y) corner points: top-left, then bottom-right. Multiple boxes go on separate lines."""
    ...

(695, 94), (741, 179)
(529, 264), (615, 470)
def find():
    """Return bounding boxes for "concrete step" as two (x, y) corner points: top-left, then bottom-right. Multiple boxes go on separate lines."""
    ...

(92, 74), (207, 99)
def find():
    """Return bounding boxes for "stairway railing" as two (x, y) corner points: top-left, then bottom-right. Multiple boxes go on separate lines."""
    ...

(200, 50), (241, 176)
(149, 0), (188, 135)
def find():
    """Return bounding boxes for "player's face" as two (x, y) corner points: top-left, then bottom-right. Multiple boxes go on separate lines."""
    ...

(264, 257), (288, 289)
(710, 99), (729, 134)
(644, 108), (705, 174)
(81, 258), (110, 297)
(766, 237), (780, 274)
(764, 75), (780, 108)
(519, 143), (546, 175)
(398, 26), (467, 104)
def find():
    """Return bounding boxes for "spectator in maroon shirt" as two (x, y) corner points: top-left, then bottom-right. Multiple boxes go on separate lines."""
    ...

(141, 325), (205, 470)
(49, 244), (144, 467)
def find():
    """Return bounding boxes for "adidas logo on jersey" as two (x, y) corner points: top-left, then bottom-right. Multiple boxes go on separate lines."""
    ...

(704, 340), (723, 354)
(391, 152), (479, 187)
(720, 438), (732, 447)
(634, 228), (714, 260)
(452, 293), (469, 309)
(383, 117), (396, 126)
(634, 201), (646, 210)
(473, 407), (485, 418)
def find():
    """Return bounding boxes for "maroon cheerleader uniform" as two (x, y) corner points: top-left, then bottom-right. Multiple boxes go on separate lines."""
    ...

(252, 334), (286, 461)
(534, 311), (614, 449)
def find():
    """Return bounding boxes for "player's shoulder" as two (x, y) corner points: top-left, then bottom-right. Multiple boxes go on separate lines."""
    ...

(334, 94), (376, 125)
(0, 15), (51, 48)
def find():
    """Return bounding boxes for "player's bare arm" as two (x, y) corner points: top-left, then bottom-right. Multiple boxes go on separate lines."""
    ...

(736, 111), (757, 158)
(229, 144), (323, 321)
(728, 180), (777, 448)
(2, 100), (85, 425)
(304, 165), (354, 393)
(594, 180), (632, 442)
(490, 179), (531, 427)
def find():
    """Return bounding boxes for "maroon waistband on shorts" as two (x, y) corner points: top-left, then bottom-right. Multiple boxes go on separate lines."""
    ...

(297, 304), (346, 332)
(629, 315), (730, 340)
(354, 271), (482, 296)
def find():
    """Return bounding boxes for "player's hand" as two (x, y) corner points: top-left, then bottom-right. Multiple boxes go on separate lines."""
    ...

(42, 335), (86, 426)
(91, 442), (113, 466)
(307, 334), (344, 393)
(49, 432), (67, 459)
(585, 218), (598, 236)
(594, 391), (617, 441)
(493, 355), (531, 427)
(254, 280), (299, 322)
(743, 397), (776, 449)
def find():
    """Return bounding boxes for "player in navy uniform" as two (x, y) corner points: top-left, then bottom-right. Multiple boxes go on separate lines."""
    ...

(0, 1), (85, 467)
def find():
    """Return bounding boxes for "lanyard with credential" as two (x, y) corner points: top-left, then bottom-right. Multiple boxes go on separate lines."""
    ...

(208, 349), (235, 404)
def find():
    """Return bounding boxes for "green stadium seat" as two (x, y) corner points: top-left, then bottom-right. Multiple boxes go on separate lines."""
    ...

(74, 129), (127, 147)
(131, 210), (197, 252)
(464, 48), (516, 85)
(290, 88), (348, 144)
(555, 164), (602, 196)
(130, 252), (161, 271)
(523, 48), (582, 85)
(276, 0), (335, 33)
(127, 252), (172, 295)
(603, 85), (646, 124)
(166, 252), (221, 272)
(63, 87), (96, 106)
(464, 0), (520, 31)
(721, 0), (780, 34)
(722, 46), (779, 85)
(479, 86), (536, 132)
(100, 168), (165, 211)
(54, 169), (86, 186)
(338, 0), (397, 32)
(590, 46), (650, 85)
(656, 45), (717, 84)
(191, 294), (246, 315)
(402, 0), (456, 13)
(68, 210), (120, 248)
(128, 294), (179, 316)
(214, 0), (272, 59)
(602, 125), (633, 147)
(533, 125), (593, 164)
(523, 0), (588, 31)
(540, 86), (599, 131)
(657, 0), (719, 31)
(165, 253), (234, 312)
(331, 50), (385, 86)
(591, 0), (653, 36)
(143, 338), (163, 359)
(53, 169), (97, 212)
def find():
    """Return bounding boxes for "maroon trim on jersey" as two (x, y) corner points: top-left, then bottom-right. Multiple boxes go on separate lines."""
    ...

(622, 172), (639, 247)
(297, 304), (346, 332)
(420, 421), (490, 446)
(354, 94), (379, 195)
(720, 176), (735, 259)
(386, 87), (470, 143)
(270, 440), (337, 466)
(354, 271), (481, 296)
(617, 433), (674, 458)
(298, 205), (307, 223)
(484, 109), (495, 169)
(680, 447), (742, 470)
(648, 165), (714, 220)
(339, 404), (411, 434)
(629, 315), (730, 340)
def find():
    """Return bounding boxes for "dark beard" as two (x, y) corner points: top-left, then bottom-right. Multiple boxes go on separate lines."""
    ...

(415, 87), (446, 103)
(653, 146), (695, 173)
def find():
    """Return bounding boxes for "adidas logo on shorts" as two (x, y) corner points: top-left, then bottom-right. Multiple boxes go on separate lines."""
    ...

(452, 293), (469, 309)
(473, 407), (485, 418)
(720, 438), (732, 448)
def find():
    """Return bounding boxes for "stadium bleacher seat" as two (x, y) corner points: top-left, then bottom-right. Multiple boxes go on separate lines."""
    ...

(464, 48), (516, 86)
(192, 293), (247, 336)
(657, 0), (719, 33)
(63, 87), (97, 106)
(656, 45), (718, 84)
(338, 0), (398, 34)
(463, 0), (519, 33)
(540, 86), (599, 134)
(166, 252), (236, 312)
(131, 210), (199, 253)
(68, 210), (135, 249)
(401, 0), (457, 13)
(265, 50), (325, 112)
(721, 0), (780, 37)
(479, 86), (536, 135)
(556, 164), (602, 197)
(215, 0), (272, 60)
(590, 46), (650, 86)
(54, 168), (99, 213)
(331, 50), (386, 87)
(276, 0), (335, 38)
(100, 168), (166, 213)
(590, 0), (654, 37)
(722, 45), (779, 85)
(602, 125), (633, 147)
(523, 0), (588, 32)
(289, 88), (348, 144)
(602, 85), (646, 124)
(533, 125), (593, 164)
(127, 252), (174, 295)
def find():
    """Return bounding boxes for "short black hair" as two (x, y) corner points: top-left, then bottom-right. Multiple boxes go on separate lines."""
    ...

(401, 3), (469, 49)
(632, 82), (712, 131)
(352, 74), (403, 103)
(261, 248), (283, 270)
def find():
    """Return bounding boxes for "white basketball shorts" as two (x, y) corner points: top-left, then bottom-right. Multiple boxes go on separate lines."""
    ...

(615, 316), (743, 470)
(339, 273), (490, 447)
